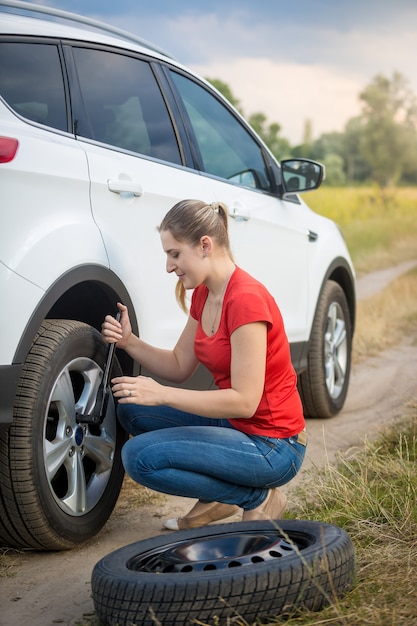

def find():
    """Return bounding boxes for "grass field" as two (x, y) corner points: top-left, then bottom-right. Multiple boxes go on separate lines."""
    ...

(271, 185), (417, 625)
(275, 403), (417, 626)
(304, 185), (417, 363)
(353, 265), (417, 363)
(304, 186), (417, 274)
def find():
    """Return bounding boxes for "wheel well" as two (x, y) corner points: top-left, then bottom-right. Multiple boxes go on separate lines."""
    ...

(14, 266), (138, 376)
(294, 259), (356, 377)
(327, 264), (356, 335)
(48, 280), (120, 332)
(48, 281), (136, 376)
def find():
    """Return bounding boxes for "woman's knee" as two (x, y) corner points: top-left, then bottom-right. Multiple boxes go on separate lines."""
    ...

(121, 436), (148, 482)
(121, 436), (136, 477)
(121, 434), (161, 483)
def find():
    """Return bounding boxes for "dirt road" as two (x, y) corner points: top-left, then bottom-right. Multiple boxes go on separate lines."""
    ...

(1, 261), (416, 626)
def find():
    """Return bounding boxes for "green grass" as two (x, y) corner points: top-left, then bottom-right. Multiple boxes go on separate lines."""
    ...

(304, 186), (417, 274)
(264, 403), (417, 626)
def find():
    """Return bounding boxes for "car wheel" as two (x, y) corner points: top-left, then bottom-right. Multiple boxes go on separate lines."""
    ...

(0, 319), (127, 550)
(299, 280), (352, 418)
(91, 519), (355, 626)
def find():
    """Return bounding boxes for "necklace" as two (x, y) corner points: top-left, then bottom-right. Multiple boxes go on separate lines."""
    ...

(208, 276), (231, 334)
(209, 298), (222, 334)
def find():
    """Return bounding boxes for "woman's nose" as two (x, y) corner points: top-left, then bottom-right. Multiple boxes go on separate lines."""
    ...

(166, 259), (176, 273)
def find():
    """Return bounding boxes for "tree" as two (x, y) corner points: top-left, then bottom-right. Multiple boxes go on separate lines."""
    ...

(205, 79), (291, 160)
(205, 73), (417, 186)
(247, 112), (291, 160)
(302, 119), (314, 148)
(205, 77), (243, 114)
(322, 154), (346, 186)
(359, 71), (417, 187)
(343, 117), (372, 183)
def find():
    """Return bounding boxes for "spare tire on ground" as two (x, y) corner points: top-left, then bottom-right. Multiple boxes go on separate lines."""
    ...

(92, 519), (355, 625)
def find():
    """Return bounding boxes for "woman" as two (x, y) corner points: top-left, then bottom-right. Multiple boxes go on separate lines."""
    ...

(102, 199), (307, 531)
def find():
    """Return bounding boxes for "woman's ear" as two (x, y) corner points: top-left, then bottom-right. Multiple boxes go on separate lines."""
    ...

(200, 236), (212, 257)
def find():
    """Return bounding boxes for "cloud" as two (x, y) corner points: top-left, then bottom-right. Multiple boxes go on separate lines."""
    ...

(25, 1), (417, 144)
(191, 58), (363, 144)
(110, 7), (417, 142)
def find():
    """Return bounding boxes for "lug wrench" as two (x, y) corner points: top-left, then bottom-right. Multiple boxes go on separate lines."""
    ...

(76, 310), (121, 425)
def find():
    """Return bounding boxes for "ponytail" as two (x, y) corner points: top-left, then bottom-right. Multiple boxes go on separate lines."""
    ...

(159, 199), (233, 312)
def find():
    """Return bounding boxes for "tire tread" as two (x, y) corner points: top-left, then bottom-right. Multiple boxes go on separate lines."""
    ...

(0, 319), (125, 550)
(92, 520), (355, 625)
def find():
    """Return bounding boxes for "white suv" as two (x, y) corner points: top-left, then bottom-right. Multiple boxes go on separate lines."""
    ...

(0, 0), (355, 550)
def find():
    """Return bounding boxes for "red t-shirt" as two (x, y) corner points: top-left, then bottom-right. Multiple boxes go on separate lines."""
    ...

(190, 266), (305, 438)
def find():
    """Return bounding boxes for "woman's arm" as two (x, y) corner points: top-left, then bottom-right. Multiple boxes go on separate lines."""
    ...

(112, 322), (267, 419)
(102, 303), (199, 384)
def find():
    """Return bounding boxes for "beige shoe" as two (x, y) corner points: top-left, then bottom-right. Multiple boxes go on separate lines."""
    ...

(242, 488), (287, 522)
(163, 501), (239, 531)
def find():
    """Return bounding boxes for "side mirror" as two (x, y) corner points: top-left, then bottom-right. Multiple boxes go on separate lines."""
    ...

(280, 159), (325, 197)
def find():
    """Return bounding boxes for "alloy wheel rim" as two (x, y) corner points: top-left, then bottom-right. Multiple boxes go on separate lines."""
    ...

(43, 357), (117, 516)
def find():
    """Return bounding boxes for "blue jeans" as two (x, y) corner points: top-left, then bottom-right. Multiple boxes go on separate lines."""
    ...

(119, 404), (306, 511)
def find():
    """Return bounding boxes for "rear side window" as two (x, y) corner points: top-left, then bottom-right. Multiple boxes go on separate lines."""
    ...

(71, 47), (181, 164)
(0, 42), (67, 131)
(169, 70), (271, 191)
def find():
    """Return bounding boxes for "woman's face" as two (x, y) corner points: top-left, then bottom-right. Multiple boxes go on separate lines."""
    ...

(160, 230), (206, 290)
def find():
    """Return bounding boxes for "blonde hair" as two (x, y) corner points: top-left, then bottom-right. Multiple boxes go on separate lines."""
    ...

(158, 199), (233, 312)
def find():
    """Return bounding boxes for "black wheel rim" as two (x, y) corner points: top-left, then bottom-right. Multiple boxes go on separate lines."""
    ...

(127, 529), (311, 573)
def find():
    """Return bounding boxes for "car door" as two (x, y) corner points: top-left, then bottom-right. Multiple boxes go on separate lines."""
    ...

(66, 44), (217, 350)
(166, 69), (311, 345)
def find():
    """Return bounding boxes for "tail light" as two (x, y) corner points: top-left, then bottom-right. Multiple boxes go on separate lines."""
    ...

(0, 137), (19, 163)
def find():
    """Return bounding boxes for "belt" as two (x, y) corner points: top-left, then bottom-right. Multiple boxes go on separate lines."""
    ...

(296, 430), (307, 447)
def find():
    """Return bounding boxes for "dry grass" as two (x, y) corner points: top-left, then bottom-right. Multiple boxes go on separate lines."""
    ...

(271, 403), (417, 626)
(0, 547), (23, 579)
(113, 405), (415, 626)
(113, 475), (165, 516)
(0, 477), (165, 582)
(353, 267), (417, 364)
(185, 405), (417, 626)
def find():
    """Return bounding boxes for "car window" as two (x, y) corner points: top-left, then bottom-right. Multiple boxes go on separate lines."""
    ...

(71, 47), (181, 164)
(169, 70), (272, 191)
(0, 42), (67, 131)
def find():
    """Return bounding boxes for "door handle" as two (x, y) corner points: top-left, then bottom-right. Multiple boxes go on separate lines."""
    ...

(228, 205), (250, 221)
(108, 180), (143, 197)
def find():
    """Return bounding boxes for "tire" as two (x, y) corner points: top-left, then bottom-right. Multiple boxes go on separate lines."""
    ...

(0, 320), (127, 550)
(298, 280), (352, 418)
(92, 519), (355, 626)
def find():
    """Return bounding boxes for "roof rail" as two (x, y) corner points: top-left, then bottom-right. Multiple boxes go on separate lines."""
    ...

(0, 0), (172, 58)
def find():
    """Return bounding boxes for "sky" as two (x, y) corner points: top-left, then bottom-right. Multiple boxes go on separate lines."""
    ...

(16, 0), (417, 144)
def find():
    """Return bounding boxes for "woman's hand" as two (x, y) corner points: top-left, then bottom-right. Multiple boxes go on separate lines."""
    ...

(111, 375), (164, 406)
(101, 302), (132, 349)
